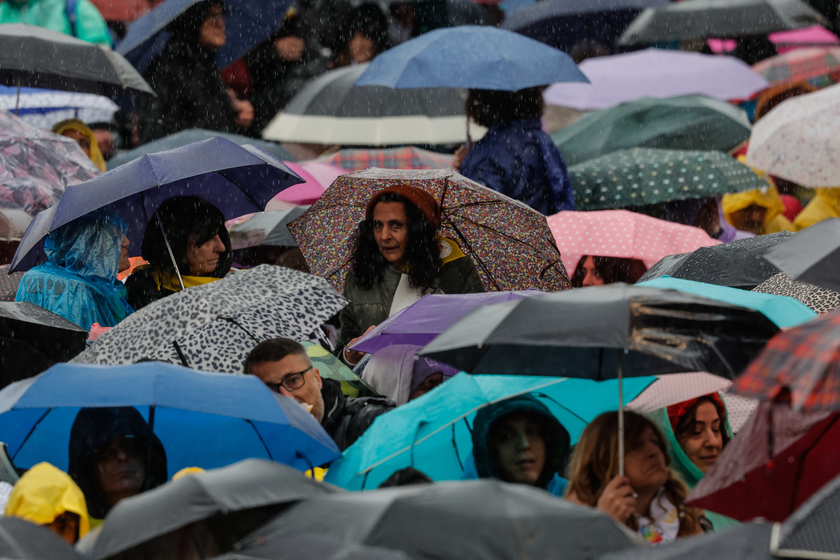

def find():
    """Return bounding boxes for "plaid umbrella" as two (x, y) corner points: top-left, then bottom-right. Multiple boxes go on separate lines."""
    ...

(317, 148), (454, 172)
(753, 47), (840, 87)
(287, 168), (571, 293)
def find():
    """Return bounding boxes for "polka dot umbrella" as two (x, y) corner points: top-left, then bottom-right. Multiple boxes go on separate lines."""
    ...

(569, 148), (769, 211)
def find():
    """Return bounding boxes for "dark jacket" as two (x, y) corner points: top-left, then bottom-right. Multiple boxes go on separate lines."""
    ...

(320, 378), (394, 451)
(460, 118), (575, 215)
(124, 267), (178, 311)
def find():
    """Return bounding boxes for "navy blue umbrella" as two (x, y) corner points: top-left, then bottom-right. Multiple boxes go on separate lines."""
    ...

(354, 25), (588, 91)
(10, 136), (303, 273)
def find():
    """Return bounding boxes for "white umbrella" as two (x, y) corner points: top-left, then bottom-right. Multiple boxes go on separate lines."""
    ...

(0, 86), (118, 129)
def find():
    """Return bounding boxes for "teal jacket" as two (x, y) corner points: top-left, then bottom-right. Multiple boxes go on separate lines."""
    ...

(0, 0), (111, 45)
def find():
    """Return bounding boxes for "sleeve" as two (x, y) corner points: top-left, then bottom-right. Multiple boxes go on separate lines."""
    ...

(334, 275), (360, 358)
(460, 149), (510, 197)
(74, 0), (112, 46)
(539, 135), (575, 213)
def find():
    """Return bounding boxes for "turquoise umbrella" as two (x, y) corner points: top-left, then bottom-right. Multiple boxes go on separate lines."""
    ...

(637, 276), (817, 328)
(324, 373), (654, 490)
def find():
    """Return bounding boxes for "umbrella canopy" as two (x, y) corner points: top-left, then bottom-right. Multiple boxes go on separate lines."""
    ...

(262, 64), (485, 146)
(287, 167), (572, 293)
(551, 95), (752, 166)
(752, 272), (840, 316)
(771, 473), (840, 560)
(0, 24), (153, 96)
(764, 218), (840, 293)
(324, 372), (653, 489)
(0, 110), (100, 216)
(107, 129), (295, 170)
(354, 25), (588, 91)
(10, 137), (303, 272)
(72, 265), (346, 373)
(752, 47), (840, 87)
(0, 517), (85, 560)
(568, 148), (768, 211)
(90, 0), (155, 21)
(544, 49), (768, 111)
(0, 266), (24, 302)
(625, 372), (733, 414)
(317, 147), (454, 172)
(418, 284), (779, 378)
(224, 536), (411, 560)
(0, 361), (341, 476)
(275, 162), (345, 206)
(637, 231), (793, 290)
(548, 209), (720, 273)
(617, 0), (827, 46)
(91, 460), (341, 560)
(0, 86), (119, 130)
(240, 480), (637, 560)
(228, 207), (308, 250)
(686, 401), (840, 522)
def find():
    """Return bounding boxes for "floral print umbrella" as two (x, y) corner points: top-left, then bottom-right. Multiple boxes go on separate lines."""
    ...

(287, 168), (571, 293)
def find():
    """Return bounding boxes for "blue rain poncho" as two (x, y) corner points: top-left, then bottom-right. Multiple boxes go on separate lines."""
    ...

(16, 212), (134, 330)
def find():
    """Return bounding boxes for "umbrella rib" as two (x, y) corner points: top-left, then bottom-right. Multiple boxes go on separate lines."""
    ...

(450, 222), (500, 291)
(244, 419), (274, 460)
(447, 217), (563, 264)
(10, 407), (53, 462)
(214, 170), (265, 210)
(788, 414), (840, 513)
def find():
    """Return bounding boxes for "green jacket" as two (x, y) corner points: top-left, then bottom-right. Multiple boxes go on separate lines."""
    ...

(337, 257), (485, 352)
(0, 0), (111, 45)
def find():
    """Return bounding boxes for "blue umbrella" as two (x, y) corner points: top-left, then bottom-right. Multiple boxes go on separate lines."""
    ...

(354, 25), (588, 91)
(0, 362), (340, 477)
(10, 136), (303, 273)
(117, 0), (294, 72)
(324, 372), (654, 490)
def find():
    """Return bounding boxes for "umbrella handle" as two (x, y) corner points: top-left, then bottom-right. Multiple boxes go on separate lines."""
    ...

(618, 349), (624, 478)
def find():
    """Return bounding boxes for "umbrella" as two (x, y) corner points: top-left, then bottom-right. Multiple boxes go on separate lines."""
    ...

(90, 0), (157, 22)
(0, 86), (119, 130)
(228, 207), (308, 250)
(0, 361), (341, 476)
(752, 47), (840, 87)
(0, 266), (24, 302)
(324, 372), (653, 489)
(637, 231), (794, 290)
(225, 536), (411, 560)
(275, 162), (345, 206)
(0, 517), (85, 560)
(240, 480), (637, 560)
(544, 49), (769, 111)
(288, 167), (572, 293)
(302, 342), (370, 398)
(90, 459), (341, 560)
(626, 372), (733, 414)
(262, 64), (486, 146)
(746, 81), (840, 187)
(686, 401), (840, 522)
(617, 0), (827, 46)
(354, 25), (588, 91)
(71, 265), (346, 373)
(10, 137), (303, 275)
(547, 209), (720, 274)
(568, 148), (769, 211)
(551, 95), (752, 167)
(317, 147), (454, 172)
(752, 272), (840, 316)
(0, 110), (100, 216)
(0, 24), (153, 97)
(764, 218), (840, 293)
(106, 129), (295, 170)
(770, 473), (840, 559)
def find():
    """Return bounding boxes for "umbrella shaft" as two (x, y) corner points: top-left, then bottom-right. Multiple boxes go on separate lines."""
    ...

(15, 76), (20, 115)
(618, 351), (624, 478)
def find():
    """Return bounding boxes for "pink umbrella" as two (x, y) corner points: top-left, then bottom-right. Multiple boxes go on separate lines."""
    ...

(547, 209), (721, 274)
(708, 25), (839, 54)
(269, 161), (346, 206)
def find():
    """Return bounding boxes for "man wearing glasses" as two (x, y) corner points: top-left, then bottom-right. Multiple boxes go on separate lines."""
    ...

(244, 338), (394, 451)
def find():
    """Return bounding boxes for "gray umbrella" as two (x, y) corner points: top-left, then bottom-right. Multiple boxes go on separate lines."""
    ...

(91, 460), (342, 560)
(764, 218), (840, 294)
(229, 536), (413, 560)
(238, 480), (638, 560)
(771, 473), (840, 559)
(228, 207), (309, 250)
(0, 517), (85, 560)
(617, 0), (827, 46)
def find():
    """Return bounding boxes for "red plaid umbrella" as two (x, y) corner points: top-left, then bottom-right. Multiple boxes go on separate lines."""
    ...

(753, 47), (840, 87)
(317, 147), (454, 172)
(734, 308), (840, 412)
(287, 168), (571, 293)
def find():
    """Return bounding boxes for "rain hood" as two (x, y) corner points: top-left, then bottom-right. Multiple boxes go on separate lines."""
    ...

(794, 188), (840, 231)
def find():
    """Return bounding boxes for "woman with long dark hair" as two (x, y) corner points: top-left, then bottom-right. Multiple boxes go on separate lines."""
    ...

(570, 255), (647, 288)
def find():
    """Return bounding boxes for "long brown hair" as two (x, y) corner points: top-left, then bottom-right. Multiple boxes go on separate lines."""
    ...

(565, 411), (701, 536)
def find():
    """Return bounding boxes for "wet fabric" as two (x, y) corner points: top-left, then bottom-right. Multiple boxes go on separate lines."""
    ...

(752, 273), (840, 316)
(0, 0), (110, 45)
(15, 212), (133, 331)
(362, 344), (452, 406)
(460, 118), (574, 215)
(320, 378), (395, 451)
(51, 120), (106, 172)
(794, 188), (840, 230)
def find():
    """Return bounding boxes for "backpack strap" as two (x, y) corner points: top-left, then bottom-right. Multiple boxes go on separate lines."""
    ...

(65, 0), (81, 37)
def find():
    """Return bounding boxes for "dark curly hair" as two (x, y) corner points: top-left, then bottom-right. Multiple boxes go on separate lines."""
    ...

(351, 192), (441, 293)
(570, 255), (647, 287)
(466, 87), (545, 129)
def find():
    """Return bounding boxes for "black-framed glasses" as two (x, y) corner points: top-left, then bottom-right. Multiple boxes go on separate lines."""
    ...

(268, 367), (312, 393)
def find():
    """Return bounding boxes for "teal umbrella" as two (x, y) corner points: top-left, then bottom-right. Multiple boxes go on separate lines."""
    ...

(637, 276), (817, 328)
(551, 95), (751, 166)
(569, 148), (767, 210)
(323, 372), (653, 490)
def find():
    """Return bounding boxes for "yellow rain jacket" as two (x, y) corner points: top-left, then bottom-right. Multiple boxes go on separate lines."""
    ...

(794, 188), (840, 231)
(4, 462), (90, 540)
(721, 187), (795, 235)
(52, 119), (107, 172)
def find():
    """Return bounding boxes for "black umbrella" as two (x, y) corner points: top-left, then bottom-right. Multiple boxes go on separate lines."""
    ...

(90, 459), (342, 560)
(229, 536), (413, 560)
(238, 480), (636, 560)
(771, 473), (840, 559)
(764, 218), (840, 294)
(0, 517), (85, 560)
(638, 231), (793, 290)
(617, 0), (827, 46)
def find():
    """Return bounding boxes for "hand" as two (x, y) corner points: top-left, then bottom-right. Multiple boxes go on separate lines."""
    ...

(344, 325), (376, 366)
(233, 99), (254, 128)
(596, 476), (637, 524)
(452, 145), (469, 171)
(275, 36), (305, 61)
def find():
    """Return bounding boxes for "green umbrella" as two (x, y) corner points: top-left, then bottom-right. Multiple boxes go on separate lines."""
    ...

(302, 342), (372, 398)
(551, 95), (751, 166)
(570, 148), (768, 210)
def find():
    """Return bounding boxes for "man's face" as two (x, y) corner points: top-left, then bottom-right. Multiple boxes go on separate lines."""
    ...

(372, 201), (410, 265)
(249, 355), (325, 422)
(730, 204), (767, 235)
(489, 413), (546, 486)
(93, 437), (146, 508)
(198, 4), (226, 51)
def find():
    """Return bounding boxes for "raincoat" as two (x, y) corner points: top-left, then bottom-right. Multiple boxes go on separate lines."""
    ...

(721, 187), (795, 235)
(460, 118), (575, 215)
(15, 211), (134, 331)
(4, 462), (90, 540)
(0, 0), (110, 45)
(52, 119), (106, 172)
(320, 378), (395, 451)
(793, 188), (840, 231)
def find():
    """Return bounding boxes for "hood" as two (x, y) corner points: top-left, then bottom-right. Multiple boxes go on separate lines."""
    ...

(45, 211), (127, 283)
(362, 345), (420, 406)
(471, 395), (570, 489)
(4, 462), (90, 540)
(51, 119), (106, 172)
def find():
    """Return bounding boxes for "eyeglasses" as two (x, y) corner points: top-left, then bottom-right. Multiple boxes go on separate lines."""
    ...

(268, 367), (312, 393)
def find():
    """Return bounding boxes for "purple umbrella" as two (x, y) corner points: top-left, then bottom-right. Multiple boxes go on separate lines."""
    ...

(351, 291), (538, 354)
(543, 48), (769, 111)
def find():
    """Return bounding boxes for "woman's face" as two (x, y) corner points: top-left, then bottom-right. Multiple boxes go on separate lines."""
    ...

(349, 30), (376, 63)
(490, 413), (547, 486)
(186, 233), (225, 276)
(678, 401), (724, 473)
(624, 426), (669, 493)
(198, 4), (226, 51)
(119, 236), (131, 273)
(372, 201), (409, 265)
(61, 129), (91, 158)
(580, 256), (604, 287)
